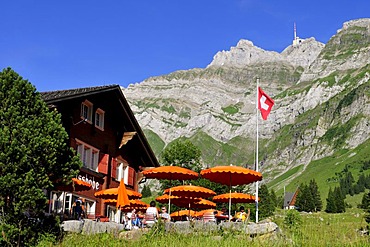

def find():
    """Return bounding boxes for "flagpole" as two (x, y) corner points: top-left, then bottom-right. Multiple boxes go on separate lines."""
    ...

(255, 77), (259, 223)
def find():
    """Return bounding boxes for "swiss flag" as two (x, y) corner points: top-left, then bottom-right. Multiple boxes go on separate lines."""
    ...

(258, 87), (274, 120)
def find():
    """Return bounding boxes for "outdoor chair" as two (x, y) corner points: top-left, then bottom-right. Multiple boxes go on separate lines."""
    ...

(143, 213), (156, 228)
(202, 212), (216, 223)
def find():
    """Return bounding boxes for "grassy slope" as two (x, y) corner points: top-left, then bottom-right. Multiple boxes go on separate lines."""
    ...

(268, 139), (370, 207)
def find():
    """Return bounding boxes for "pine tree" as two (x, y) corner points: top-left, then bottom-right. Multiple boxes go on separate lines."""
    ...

(309, 179), (322, 212)
(0, 68), (82, 246)
(326, 186), (346, 213)
(363, 192), (370, 224)
(325, 188), (337, 213)
(259, 184), (275, 219)
(295, 183), (308, 212)
(359, 191), (370, 209)
(141, 184), (152, 197)
(334, 187), (346, 213)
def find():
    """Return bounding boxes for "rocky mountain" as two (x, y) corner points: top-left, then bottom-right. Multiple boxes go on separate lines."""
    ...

(123, 18), (370, 193)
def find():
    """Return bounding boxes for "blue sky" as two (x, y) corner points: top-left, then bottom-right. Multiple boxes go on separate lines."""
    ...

(1, 1), (368, 92)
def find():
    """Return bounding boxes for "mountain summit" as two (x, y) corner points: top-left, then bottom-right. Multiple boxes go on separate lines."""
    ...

(123, 18), (370, 190)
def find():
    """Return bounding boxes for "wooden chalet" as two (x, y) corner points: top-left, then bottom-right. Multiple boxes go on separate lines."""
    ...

(41, 85), (159, 221)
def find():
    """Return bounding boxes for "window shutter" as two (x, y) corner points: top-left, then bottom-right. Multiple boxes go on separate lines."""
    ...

(128, 167), (135, 186)
(111, 158), (117, 179)
(98, 153), (109, 174)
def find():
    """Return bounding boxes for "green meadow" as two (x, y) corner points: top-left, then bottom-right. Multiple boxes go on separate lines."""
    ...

(46, 208), (369, 247)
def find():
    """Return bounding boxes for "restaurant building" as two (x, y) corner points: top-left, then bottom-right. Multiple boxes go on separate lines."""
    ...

(41, 85), (159, 221)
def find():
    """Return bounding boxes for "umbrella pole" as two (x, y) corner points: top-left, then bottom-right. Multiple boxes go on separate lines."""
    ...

(229, 188), (232, 222)
(229, 174), (232, 221)
(168, 188), (171, 216)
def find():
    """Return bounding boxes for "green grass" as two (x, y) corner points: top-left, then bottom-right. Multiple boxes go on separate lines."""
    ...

(53, 208), (369, 247)
(267, 165), (303, 189)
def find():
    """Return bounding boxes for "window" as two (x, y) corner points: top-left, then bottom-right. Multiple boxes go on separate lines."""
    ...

(116, 160), (129, 182)
(76, 139), (99, 171)
(81, 100), (93, 122)
(95, 108), (105, 130)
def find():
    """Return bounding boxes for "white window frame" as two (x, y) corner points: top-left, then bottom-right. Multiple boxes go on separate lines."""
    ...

(95, 108), (105, 131)
(81, 100), (93, 123)
(116, 159), (129, 182)
(76, 139), (99, 171)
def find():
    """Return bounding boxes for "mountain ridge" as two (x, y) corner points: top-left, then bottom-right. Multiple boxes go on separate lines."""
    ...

(122, 18), (370, 189)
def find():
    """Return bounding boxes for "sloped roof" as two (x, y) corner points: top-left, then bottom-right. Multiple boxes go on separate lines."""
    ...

(40, 84), (159, 168)
(284, 192), (295, 208)
(41, 85), (119, 103)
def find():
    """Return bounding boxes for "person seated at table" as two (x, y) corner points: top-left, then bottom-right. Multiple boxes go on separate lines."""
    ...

(144, 201), (159, 227)
(130, 209), (141, 228)
(234, 206), (249, 222)
(159, 207), (171, 222)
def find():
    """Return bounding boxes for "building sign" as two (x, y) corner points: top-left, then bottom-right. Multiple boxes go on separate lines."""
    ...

(77, 174), (100, 190)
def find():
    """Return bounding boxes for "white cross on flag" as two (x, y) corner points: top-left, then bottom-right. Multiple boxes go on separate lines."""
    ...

(258, 87), (274, 120)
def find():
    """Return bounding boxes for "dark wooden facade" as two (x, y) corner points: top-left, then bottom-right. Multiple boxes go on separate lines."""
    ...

(42, 85), (159, 218)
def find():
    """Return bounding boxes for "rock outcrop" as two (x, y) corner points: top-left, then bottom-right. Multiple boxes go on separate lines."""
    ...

(123, 18), (370, 184)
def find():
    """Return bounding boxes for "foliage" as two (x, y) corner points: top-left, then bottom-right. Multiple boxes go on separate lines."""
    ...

(0, 68), (82, 246)
(141, 184), (152, 197)
(360, 191), (370, 228)
(158, 139), (230, 197)
(160, 139), (202, 171)
(283, 209), (302, 229)
(258, 184), (275, 219)
(295, 179), (322, 212)
(326, 187), (346, 213)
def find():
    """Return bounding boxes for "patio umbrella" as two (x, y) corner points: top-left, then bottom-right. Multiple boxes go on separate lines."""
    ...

(213, 192), (257, 204)
(164, 185), (215, 217)
(200, 165), (262, 220)
(164, 185), (216, 199)
(116, 179), (130, 208)
(56, 178), (92, 192)
(156, 194), (200, 205)
(174, 198), (216, 209)
(94, 187), (142, 200)
(142, 165), (199, 215)
(170, 209), (197, 221)
(104, 199), (149, 209)
(196, 209), (223, 217)
(55, 178), (92, 216)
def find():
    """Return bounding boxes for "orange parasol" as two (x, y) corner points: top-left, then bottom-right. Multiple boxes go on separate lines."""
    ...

(56, 178), (92, 192)
(156, 194), (200, 204)
(170, 209), (197, 221)
(142, 166), (199, 180)
(104, 199), (148, 207)
(155, 194), (180, 204)
(213, 192), (257, 204)
(173, 198), (216, 209)
(164, 185), (216, 199)
(142, 166), (199, 215)
(196, 209), (223, 217)
(116, 179), (130, 208)
(200, 165), (262, 186)
(94, 187), (142, 200)
(200, 165), (262, 220)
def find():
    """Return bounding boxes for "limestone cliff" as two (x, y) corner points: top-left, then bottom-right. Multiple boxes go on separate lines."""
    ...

(123, 18), (370, 185)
